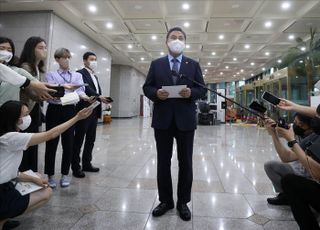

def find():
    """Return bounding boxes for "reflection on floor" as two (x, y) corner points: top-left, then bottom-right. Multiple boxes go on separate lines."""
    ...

(16, 117), (299, 230)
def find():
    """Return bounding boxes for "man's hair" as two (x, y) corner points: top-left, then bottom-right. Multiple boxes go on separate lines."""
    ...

(83, 52), (96, 60)
(54, 48), (71, 59)
(166, 27), (186, 41)
(294, 112), (313, 127)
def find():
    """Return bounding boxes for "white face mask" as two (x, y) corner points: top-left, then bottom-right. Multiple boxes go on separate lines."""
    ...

(89, 61), (98, 71)
(0, 50), (13, 63)
(60, 58), (70, 68)
(18, 115), (32, 131)
(167, 39), (186, 55)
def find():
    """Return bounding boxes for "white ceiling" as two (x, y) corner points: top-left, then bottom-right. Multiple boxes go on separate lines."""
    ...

(1, 0), (320, 83)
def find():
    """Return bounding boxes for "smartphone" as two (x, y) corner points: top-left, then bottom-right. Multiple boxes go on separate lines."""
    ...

(262, 91), (280, 105)
(48, 86), (65, 98)
(106, 97), (113, 103)
(87, 101), (100, 110)
(249, 101), (267, 113)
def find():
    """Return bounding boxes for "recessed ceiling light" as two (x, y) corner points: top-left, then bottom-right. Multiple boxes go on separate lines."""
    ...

(237, 72), (240, 75)
(182, 3), (190, 10)
(208, 62), (211, 65)
(299, 60), (303, 63)
(211, 52), (216, 56)
(160, 52), (164, 55)
(70, 52), (75, 56)
(106, 22), (113, 29)
(233, 75), (236, 77)
(186, 44), (190, 49)
(301, 47), (306, 51)
(183, 22), (190, 28)
(220, 72), (223, 75)
(250, 62), (255, 66)
(134, 5), (143, 10)
(203, 74), (205, 77)
(240, 69), (244, 73)
(265, 21), (272, 28)
(219, 34), (224, 40)
(251, 73), (254, 77)
(277, 59), (282, 63)
(265, 52), (270, 56)
(205, 69), (208, 72)
(151, 35), (157, 40)
(281, 2), (291, 10)
(128, 44), (133, 49)
(288, 34), (295, 40)
(102, 57), (107, 61)
(226, 66), (229, 69)
(88, 4), (97, 13)
(244, 44), (250, 49)
(243, 77), (246, 80)
(262, 67), (266, 71)
(233, 57), (237, 61)
(140, 57), (145, 61)
(80, 45), (87, 49)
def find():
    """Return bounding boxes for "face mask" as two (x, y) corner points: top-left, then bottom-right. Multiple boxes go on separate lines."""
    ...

(89, 61), (98, 71)
(293, 123), (306, 137)
(0, 50), (13, 63)
(18, 115), (32, 131)
(167, 39), (185, 54)
(61, 58), (70, 68)
(39, 50), (47, 60)
(311, 116), (320, 134)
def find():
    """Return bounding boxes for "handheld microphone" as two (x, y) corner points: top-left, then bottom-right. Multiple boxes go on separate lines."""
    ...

(171, 70), (266, 120)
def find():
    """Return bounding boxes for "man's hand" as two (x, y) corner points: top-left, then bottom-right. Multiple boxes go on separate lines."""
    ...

(179, 87), (191, 98)
(277, 99), (298, 111)
(276, 125), (295, 141)
(29, 81), (55, 100)
(157, 89), (169, 100)
(81, 95), (96, 103)
(264, 118), (277, 136)
(99, 96), (109, 104)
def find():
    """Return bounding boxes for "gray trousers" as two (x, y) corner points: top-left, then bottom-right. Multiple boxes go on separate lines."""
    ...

(264, 160), (295, 193)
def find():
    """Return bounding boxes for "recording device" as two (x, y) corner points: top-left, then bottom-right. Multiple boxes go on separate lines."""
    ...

(171, 70), (266, 119)
(96, 96), (113, 103)
(262, 91), (281, 105)
(276, 117), (290, 129)
(249, 101), (267, 114)
(87, 101), (100, 110)
(48, 85), (65, 98)
(306, 142), (320, 164)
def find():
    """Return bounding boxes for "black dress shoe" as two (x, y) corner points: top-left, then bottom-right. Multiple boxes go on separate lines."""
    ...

(267, 193), (289, 205)
(177, 203), (191, 221)
(3, 220), (20, 230)
(82, 165), (100, 172)
(73, 170), (85, 178)
(152, 203), (174, 217)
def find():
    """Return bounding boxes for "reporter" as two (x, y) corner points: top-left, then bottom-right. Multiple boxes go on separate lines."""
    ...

(0, 100), (92, 230)
(44, 48), (95, 188)
(263, 113), (318, 205)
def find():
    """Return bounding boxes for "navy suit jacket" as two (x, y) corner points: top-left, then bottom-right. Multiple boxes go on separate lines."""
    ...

(143, 55), (206, 131)
(76, 68), (102, 116)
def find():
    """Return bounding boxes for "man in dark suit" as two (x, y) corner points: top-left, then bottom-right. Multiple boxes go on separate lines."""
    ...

(143, 27), (206, 221)
(72, 52), (109, 178)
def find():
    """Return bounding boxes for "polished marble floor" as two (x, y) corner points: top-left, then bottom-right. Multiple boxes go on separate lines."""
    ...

(16, 118), (299, 230)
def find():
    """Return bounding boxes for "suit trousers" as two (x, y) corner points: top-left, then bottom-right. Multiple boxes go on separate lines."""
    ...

(19, 103), (41, 172)
(282, 174), (320, 230)
(44, 104), (76, 176)
(154, 122), (195, 205)
(72, 108), (98, 171)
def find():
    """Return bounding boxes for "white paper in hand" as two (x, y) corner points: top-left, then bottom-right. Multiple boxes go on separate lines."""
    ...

(162, 85), (187, 98)
(12, 170), (43, 196)
(60, 92), (80, 106)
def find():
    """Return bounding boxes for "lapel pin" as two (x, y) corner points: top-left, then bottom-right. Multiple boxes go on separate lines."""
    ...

(185, 61), (189, 64)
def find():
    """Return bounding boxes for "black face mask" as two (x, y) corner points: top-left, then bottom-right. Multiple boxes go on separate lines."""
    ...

(311, 116), (320, 134)
(293, 123), (306, 137)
